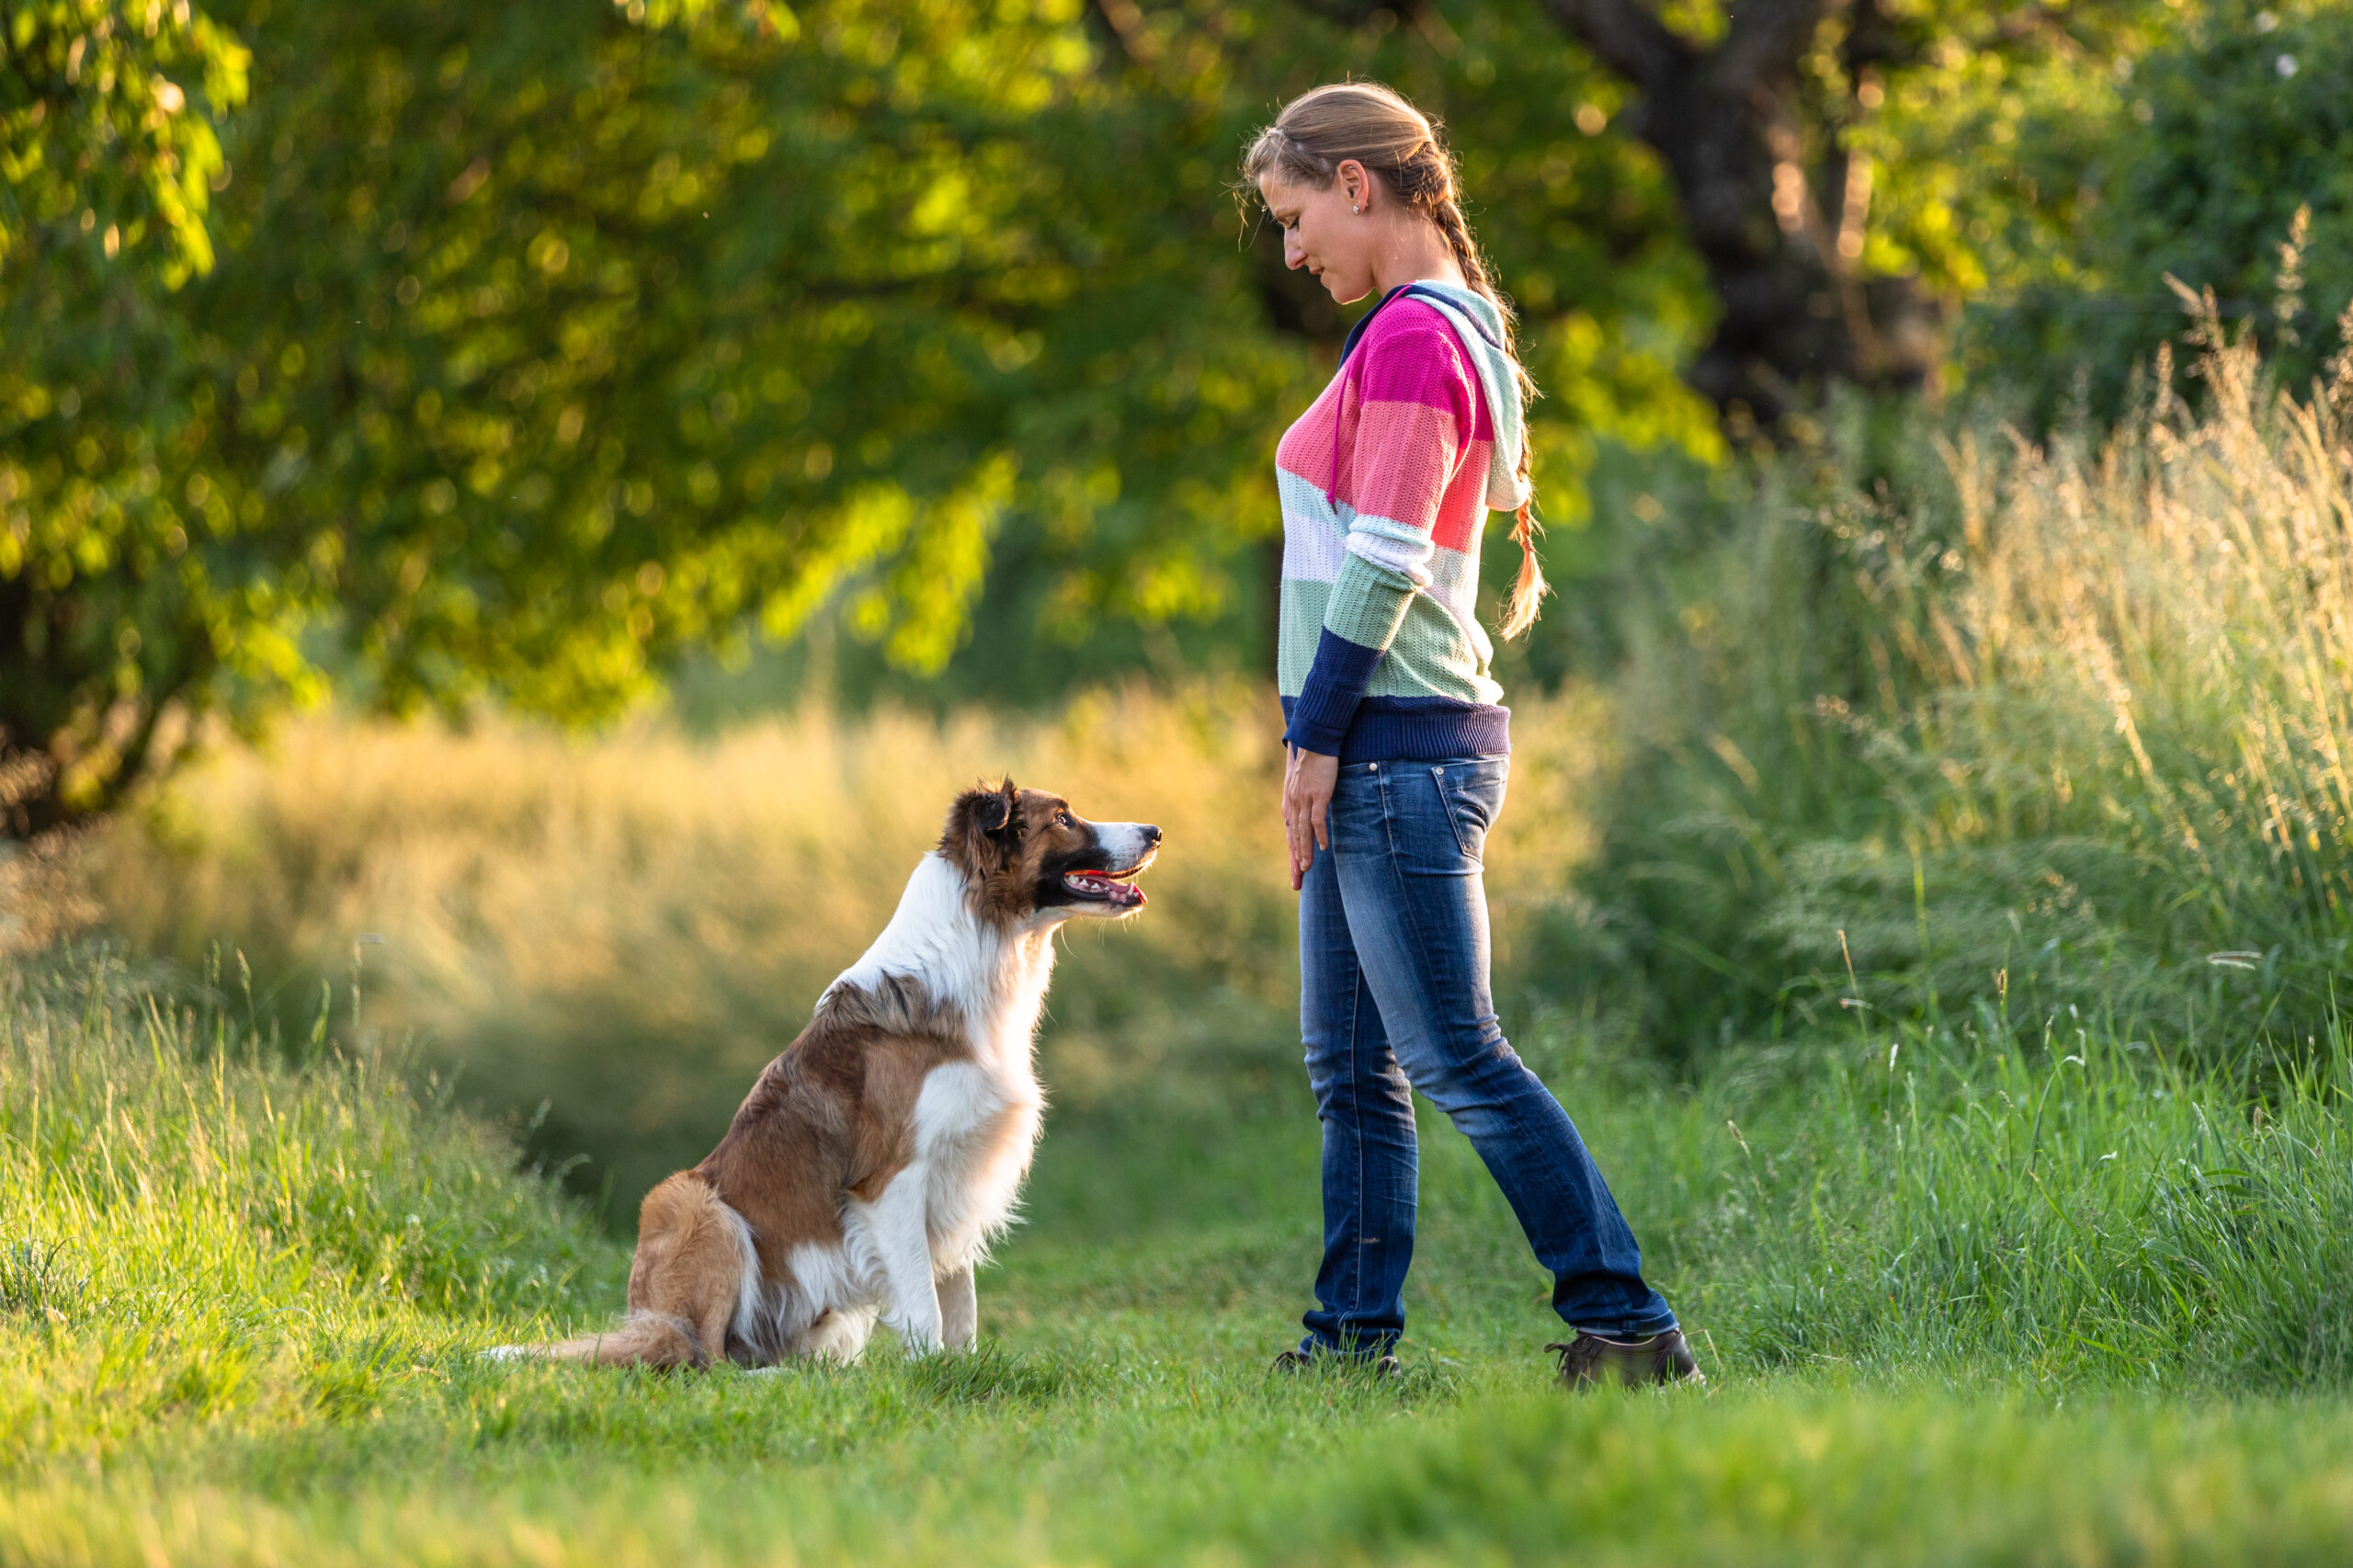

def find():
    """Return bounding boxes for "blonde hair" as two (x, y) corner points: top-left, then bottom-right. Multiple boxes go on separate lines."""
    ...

(1244, 81), (1548, 638)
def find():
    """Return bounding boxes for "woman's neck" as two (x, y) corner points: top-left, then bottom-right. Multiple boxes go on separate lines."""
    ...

(1369, 220), (1467, 300)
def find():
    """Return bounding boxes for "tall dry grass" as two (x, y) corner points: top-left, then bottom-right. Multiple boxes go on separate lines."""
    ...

(85, 678), (1610, 1213)
(1600, 289), (2353, 1050)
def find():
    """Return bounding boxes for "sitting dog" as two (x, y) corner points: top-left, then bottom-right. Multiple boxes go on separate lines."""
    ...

(491, 779), (1158, 1367)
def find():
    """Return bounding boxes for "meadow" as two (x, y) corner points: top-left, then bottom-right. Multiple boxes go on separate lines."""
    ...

(9, 920), (2353, 1565)
(8, 319), (2353, 1562)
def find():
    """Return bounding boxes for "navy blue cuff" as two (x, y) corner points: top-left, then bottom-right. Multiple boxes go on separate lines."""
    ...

(1283, 630), (1383, 754)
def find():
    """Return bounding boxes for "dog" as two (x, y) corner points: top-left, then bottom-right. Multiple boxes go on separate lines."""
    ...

(489, 779), (1158, 1368)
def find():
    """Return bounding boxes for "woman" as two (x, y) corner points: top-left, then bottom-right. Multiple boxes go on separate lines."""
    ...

(1244, 83), (1699, 1389)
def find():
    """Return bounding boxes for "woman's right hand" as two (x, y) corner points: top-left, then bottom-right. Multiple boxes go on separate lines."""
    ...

(1282, 744), (1339, 892)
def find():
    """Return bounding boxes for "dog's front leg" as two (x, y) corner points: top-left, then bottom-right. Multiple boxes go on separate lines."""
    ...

(863, 1165), (945, 1354)
(937, 1266), (976, 1351)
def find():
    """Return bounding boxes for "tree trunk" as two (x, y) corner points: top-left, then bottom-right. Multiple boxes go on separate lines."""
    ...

(1535, 0), (1944, 428)
(1, 571), (193, 840)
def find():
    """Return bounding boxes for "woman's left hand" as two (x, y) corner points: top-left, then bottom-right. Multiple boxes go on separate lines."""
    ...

(1283, 744), (1339, 891)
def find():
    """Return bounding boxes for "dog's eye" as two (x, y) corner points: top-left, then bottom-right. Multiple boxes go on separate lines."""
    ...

(1055, 811), (1072, 828)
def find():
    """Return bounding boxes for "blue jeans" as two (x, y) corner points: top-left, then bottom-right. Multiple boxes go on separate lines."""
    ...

(1297, 756), (1677, 1357)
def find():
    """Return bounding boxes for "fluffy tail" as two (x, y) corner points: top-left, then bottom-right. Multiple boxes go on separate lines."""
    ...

(484, 1170), (753, 1369)
(494, 1312), (708, 1369)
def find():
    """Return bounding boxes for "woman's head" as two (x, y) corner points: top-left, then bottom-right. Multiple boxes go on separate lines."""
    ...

(1242, 82), (1550, 639)
(1243, 83), (1501, 314)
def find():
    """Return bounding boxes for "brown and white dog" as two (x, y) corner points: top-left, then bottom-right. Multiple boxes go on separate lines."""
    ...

(489, 780), (1158, 1368)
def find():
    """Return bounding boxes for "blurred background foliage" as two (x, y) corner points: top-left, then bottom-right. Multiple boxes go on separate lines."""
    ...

(9, 0), (2353, 1194)
(14, 0), (2345, 827)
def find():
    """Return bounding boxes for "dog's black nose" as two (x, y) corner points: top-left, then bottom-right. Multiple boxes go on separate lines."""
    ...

(1142, 824), (1163, 845)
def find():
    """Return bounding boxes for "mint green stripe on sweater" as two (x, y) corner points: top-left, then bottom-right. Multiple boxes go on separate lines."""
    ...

(1323, 553), (1416, 652)
(1362, 595), (1503, 704)
(1278, 577), (1332, 693)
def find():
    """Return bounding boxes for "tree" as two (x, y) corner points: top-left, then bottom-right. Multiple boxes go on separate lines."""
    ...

(1498, 0), (2165, 428)
(6, 0), (1324, 832)
(7, 0), (2178, 837)
(2, 0), (249, 833)
(6, 0), (1737, 832)
(1966, 0), (2353, 426)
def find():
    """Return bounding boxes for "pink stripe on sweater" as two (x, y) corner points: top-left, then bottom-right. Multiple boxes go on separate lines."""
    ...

(1274, 301), (1496, 553)
(1275, 382), (1343, 495)
(1351, 316), (1491, 439)
(1347, 399), (1461, 532)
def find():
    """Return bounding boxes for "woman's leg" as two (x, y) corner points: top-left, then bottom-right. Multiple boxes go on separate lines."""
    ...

(1331, 758), (1677, 1339)
(1296, 771), (1420, 1358)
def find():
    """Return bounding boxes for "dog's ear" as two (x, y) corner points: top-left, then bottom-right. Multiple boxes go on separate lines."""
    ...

(940, 778), (1022, 875)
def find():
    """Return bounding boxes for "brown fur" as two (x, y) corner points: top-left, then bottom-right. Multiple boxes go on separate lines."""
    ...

(940, 778), (1121, 925)
(699, 981), (972, 1283)
(528, 989), (975, 1369)
(538, 1172), (744, 1366)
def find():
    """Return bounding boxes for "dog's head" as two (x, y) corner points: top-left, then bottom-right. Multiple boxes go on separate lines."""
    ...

(938, 778), (1160, 926)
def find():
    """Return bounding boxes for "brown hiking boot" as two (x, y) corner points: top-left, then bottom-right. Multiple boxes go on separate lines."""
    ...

(1547, 1330), (1705, 1391)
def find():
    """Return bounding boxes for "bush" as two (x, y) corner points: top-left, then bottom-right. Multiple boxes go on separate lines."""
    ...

(1966, 0), (2353, 428)
(1582, 305), (2353, 1059)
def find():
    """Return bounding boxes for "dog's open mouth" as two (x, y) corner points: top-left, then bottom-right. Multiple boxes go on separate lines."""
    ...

(1062, 867), (1148, 908)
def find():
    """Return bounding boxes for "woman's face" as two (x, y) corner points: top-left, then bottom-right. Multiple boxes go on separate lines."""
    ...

(1258, 166), (1377, 306)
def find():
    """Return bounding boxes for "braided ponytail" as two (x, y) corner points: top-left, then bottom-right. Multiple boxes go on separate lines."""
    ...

(1423, 188), (1547, 639)
(1243, 83), (1549, 639)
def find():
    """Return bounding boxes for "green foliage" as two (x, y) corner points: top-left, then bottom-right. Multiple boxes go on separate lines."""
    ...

(0, 0), (2279, 824)
(1967, 0), (2353, 424)
(1824, 0), (2172, 304)
(1, 0), (251, 819)
(1, 0), (246, 284)
(184, 0), (1327, 712)
(1563, 307), (2353, 1058)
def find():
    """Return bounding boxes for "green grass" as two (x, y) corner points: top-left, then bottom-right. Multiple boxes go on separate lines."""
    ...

(10, 945), (2353, 1564)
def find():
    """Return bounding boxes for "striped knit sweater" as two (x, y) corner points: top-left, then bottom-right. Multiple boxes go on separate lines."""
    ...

(1278, 281), (1530, 761)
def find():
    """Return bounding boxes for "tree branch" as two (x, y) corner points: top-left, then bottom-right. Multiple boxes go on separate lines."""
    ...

(1086, 0), (1159, 65)
(1527, 0), (1688, 86)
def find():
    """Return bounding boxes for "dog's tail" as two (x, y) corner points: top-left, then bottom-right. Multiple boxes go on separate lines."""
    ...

(487, 1312), (708, 1368)
(483, 1171), (754, 1369)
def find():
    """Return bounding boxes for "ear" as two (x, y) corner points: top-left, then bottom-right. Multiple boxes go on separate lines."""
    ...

(939, 778), (1021, 870)
(1336, 158), (1369, 211)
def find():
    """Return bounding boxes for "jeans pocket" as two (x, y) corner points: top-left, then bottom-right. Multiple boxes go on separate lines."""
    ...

(1427, 761), (1502, 863)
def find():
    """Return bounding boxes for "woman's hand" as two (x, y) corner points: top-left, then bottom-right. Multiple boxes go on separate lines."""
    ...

(1283, 744), (1339, 891)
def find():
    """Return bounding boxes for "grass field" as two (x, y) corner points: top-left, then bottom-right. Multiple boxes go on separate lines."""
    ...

(8, 928), (2353, 1565)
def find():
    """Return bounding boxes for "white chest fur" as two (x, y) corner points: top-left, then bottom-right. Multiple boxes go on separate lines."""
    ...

(913, 1060), (1043, 1259)
(824, 851), (1063, 1352)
